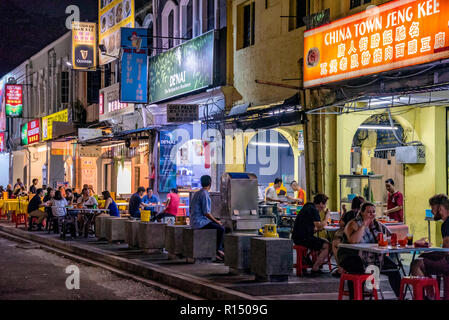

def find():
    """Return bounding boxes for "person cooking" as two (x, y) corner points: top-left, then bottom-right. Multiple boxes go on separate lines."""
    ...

(384, 178), (404, 222)
(265, 178), (285, 204)
(287, 180), (305, 205)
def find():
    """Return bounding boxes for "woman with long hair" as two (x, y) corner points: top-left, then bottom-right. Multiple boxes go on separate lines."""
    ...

(102, 190), (120, 217)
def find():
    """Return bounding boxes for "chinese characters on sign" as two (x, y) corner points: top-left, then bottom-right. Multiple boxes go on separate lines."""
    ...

(99, 83), (134, 121)
(166, 104), (199, 123)
(304, 0), (449, 87)
(120, 28), (148, 103)
(72, 22), (97, 70)
(21, 119), (40, 145)
(5, 84), (23, 117)
(42, 109), (69, 141)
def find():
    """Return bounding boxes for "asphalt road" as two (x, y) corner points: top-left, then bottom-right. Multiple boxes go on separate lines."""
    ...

(0, 237), (175, 300)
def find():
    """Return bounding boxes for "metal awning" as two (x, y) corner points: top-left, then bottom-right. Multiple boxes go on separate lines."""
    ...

(306, 82), (449, 115)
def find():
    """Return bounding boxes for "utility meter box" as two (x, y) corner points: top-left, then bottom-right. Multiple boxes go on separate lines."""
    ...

(395, 145), (426, 164)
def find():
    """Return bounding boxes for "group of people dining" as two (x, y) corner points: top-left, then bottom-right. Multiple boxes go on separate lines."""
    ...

(291, 178), (449, 299)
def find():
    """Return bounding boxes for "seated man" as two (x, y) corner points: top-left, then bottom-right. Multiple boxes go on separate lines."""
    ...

(76, 187), (98, 208)
(142, 188), (160, 214)
(287, 180), (305, 205)
(190, 175), (224, 261)
(292, 193), (331, 276)
(151, 188), (179, 222)
(129, 187), (146, 219)
(27, 188), (48, 231)
(338, 202), (401, 299)
(411, 194), (449, 300)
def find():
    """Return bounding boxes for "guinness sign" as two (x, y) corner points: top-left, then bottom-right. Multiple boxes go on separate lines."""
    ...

(72, 22), (97, 70)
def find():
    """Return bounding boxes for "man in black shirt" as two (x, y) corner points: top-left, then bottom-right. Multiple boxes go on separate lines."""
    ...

(27, 188), (47, 231)
(29, 178), (38, 194)
(292, 193), (331, 276)
(129, 187), (146, 219)
(411, 194), (449, 299)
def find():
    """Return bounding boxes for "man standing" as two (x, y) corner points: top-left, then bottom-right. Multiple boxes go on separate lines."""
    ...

(29, 178), (38, 194)
(385, 178), (404, 222)
(411, 194), (449, 299)
(265, 178), (285, 203)
(287, 180), (305, 205)
(129, 187), (146, 219)
(27, 188), (48, 231)
(190, 175), (225, 261)
(292, 193), (331, 276)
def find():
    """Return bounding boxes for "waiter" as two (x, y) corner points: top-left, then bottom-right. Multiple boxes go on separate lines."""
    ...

(384, 178), (404, 222)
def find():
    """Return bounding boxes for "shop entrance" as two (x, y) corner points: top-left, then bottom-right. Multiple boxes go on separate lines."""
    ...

(351, 114), (405, 204)
(117, 161), (132, 196)
(245, 130), (295, 192)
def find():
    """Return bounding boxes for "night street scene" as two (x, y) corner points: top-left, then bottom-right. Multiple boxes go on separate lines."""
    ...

(1, 0), (449, 314)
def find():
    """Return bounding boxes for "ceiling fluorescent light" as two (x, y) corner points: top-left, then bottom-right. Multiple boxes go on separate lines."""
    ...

(358, 125), (398, 130)
(250, 142), (291, 148)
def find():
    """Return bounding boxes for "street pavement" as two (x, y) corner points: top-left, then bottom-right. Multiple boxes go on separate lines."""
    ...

(0, 236), (174, 300)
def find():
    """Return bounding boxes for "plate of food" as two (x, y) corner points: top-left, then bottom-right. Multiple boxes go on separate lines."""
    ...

(115, 2), (123, 24)
(107, 8), (115, 28)
(124, 0), (131, 18)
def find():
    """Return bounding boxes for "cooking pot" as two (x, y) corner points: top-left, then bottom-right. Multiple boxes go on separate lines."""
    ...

(259, 204), (273, 215)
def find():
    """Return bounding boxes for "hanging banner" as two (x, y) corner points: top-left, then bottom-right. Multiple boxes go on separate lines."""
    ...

(5, 84), (23, 117)
(304, 0), (449, 87)
(21, 119), (40, 145)
(99, 0), (135, 65)
(99, 83), (134, 121)
(0, 79), (6, 131)
(72, 21), (97, 70)
(149, 31), (215, 103)
(42, 109), (69, 141)
(159, 131), (177, 193)
(120, 28), (149, 103)
(0, 132), (4, 152)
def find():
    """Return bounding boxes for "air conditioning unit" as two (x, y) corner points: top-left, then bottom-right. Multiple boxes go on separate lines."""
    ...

(395, 145), (425, 164)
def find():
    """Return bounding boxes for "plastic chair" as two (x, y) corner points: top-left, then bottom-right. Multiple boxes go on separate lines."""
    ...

(338, 273), (379, 300)
(293, 245), (333, 276)
(399, 277), (440, 300)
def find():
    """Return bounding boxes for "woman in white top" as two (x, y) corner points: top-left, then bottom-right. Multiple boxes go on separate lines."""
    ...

(49, 190), (68, 217)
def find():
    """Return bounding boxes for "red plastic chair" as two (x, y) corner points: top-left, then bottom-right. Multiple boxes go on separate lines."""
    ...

(338, 273), (379, 300)
(399, 277), (440, 300)
(293, 245), (311, 276)
(15, 213), (28, 228)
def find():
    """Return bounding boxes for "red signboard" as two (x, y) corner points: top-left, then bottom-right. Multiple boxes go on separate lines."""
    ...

(304, 0), (449, 87)
(0, 132), (4, 152)
(27, 119), (40, 144)
(5, 84), (23, 117)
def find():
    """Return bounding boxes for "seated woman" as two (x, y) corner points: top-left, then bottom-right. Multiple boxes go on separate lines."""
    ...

(337, 202), (401, 299)
(102, 191), (120, 217)
(331, 196), (365, 278)
(48, 190), (68, 233)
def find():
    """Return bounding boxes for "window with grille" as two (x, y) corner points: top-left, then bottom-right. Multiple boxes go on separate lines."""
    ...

(238, 1), (255, 49)
(289, 0), (308, 31)
(60, 71), (69, 104)
(350, 0), (371, 9)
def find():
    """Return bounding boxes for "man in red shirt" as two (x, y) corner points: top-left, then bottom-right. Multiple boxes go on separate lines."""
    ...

(151, 188), (180, 222)
(385, 179), (404, 222)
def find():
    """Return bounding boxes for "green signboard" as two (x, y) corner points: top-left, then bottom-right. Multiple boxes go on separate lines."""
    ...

(21, 123), (28, 145)
(149, 31), (214, 103)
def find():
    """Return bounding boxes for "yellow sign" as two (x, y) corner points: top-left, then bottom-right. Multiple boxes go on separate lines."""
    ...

(98, 0), (135, 65)
(42, 109), (69, 141)
(72, 22), (97, 70)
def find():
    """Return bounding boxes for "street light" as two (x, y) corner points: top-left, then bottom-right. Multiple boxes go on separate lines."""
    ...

(99, 44), (120, 59)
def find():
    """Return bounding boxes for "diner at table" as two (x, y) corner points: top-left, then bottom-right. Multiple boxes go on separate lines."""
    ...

(151, 187), (180, 222)
(142, 188), (160, 214)
(337, 202), (402, 299)
(27, 188), (48, 231)
(292, 193), (331, 277)
(331, 196), (365, 278)
(102, 191), (120, 217)
(410, 194), (449, 299)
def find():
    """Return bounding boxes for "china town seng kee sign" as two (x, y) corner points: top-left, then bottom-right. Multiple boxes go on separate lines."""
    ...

(303, 0), (449, 88)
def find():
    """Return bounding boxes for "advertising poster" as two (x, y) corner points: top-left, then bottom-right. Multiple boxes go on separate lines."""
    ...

(149, 31), (215, 103)
(159, 131), (177, 193)
(99, 83), (134, 121)
(304, 0), (449, 87)
(42, 109), (68, 141)
(0, 132), (4, 152)
(72, 21), (97, 70)
(120, 27), (149, 103)
(5, 84), (23, 117)
(98, 0), (135, 65)
(21, 119), (40, 145)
